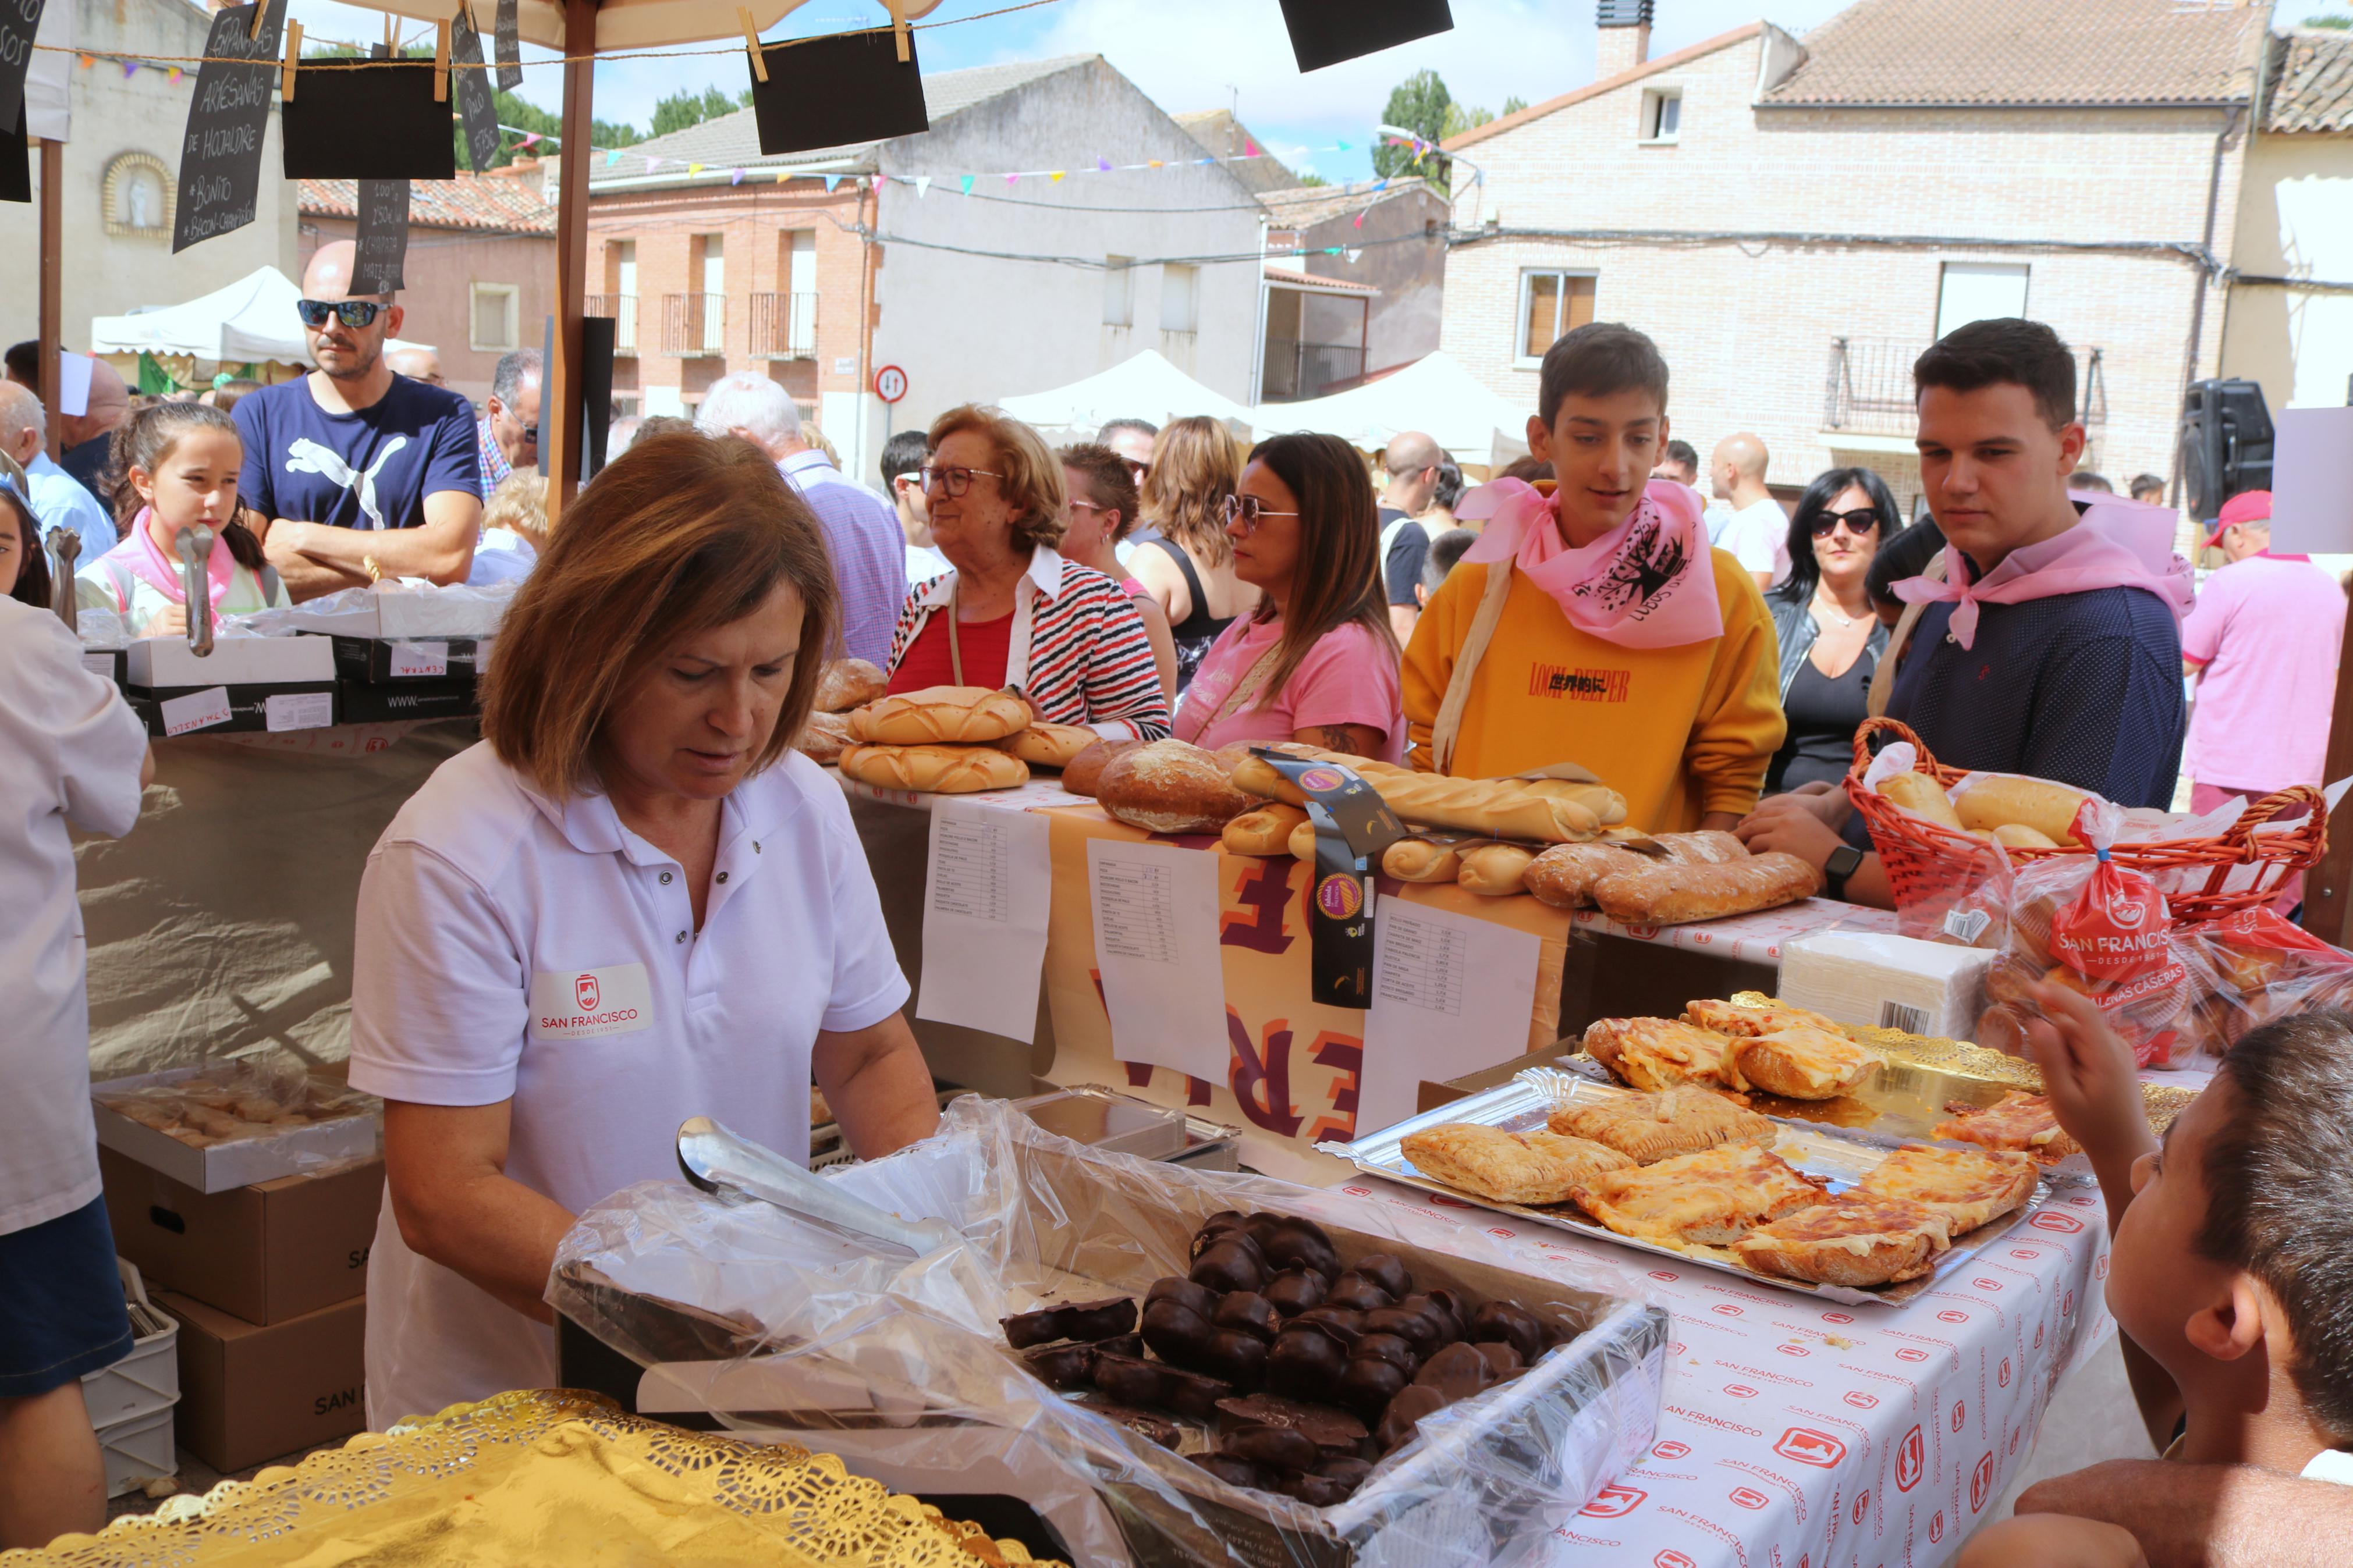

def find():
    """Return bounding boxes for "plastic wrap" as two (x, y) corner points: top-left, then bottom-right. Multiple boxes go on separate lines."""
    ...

(548, 1096), (1665, 1568)
(237, 579), (517, 639)
(2174, 908), (2353, 1055)
(91, 1059), (379, 1168)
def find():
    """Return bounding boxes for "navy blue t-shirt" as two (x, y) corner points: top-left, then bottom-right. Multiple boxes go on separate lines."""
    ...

(233, 374), (479, 531)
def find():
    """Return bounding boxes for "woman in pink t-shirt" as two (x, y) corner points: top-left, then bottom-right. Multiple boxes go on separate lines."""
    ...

(1173, 433), (1404, 759)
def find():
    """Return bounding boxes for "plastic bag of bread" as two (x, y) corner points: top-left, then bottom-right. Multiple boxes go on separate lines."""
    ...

(814, 658), (888, 713)
(2173, 909), (2353, 1056)
(1095, 739), (1252, 835)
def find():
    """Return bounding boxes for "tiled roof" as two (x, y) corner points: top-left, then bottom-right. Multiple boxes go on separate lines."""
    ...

(1262, 265), (1379, 295)
(1760, 0), (2267, 108)
(588, 54), (1096, 186)
(1257, 177), (1441, 229)
(1174, 108), (1297, 194)
(1445, 24), (1763, 150)
(299, 173), (554, 234)
(2266, 30), (2353, 133)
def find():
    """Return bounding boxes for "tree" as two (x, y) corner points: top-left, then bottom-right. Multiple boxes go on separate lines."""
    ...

(1440, 102), (1493, 141)
(1375, 69), (1453, 182)
(1296, 171), (1329, 187)
(1503, 95), (1529, 116)
(650, 84), (754, 138)
(457, 88), (643, 171)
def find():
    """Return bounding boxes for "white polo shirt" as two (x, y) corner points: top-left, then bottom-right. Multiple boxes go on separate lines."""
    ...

(0, 599), (147, 1236)
(347, 741), (910, 1428)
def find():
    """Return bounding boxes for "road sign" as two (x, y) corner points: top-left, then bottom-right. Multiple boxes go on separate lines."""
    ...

(874, 364), (908, 404)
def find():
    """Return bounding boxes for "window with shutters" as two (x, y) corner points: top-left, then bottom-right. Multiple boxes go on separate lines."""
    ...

(1517, 270), (1597, 366)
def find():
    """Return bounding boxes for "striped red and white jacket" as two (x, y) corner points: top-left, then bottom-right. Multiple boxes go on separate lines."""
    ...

(886, 547), (1172, 741)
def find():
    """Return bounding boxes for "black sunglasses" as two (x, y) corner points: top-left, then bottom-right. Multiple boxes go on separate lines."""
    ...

(296, 298), (388, 329)
(1810, 506), (1882, 538)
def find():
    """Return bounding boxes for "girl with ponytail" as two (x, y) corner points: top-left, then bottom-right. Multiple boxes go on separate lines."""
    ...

(76, 401), (286, 636)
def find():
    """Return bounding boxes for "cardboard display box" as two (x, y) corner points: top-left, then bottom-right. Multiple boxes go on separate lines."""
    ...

(126, 682), (340, 739)
(331, 634), (494, 683)
(334, 677), (481, 724)
(159, 1290), (366, 1474)
(126, 634), (337, 688)
(91, 1066), (379, 1193)
(100, 1147), (382, 1325)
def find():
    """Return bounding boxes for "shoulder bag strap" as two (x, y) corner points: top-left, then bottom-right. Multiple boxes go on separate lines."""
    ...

(1866, 550), (1946, 719)
(1205, 635), (1286, 729)
(1429, 555), (1516, 774)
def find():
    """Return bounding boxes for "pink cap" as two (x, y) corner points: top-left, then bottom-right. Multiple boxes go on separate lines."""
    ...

(2205, 489), (2272, 549)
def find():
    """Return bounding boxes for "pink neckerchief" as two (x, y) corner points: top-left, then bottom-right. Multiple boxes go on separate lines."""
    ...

(1893, 496), (2194, 651)
(1454, 475), (1723, 648)
(101, 508), (240, 630)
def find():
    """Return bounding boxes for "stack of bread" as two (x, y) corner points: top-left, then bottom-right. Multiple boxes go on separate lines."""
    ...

(833, 685), (1038, 793)
(793, 658), (890, 764)
(1873, 770), (2084, 851)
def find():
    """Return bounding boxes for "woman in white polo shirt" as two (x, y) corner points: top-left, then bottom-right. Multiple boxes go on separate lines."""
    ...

(347, 432), (940, 1428)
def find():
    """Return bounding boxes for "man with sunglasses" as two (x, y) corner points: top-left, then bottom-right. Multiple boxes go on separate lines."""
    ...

(476, 350), (541, 498)
(230, 242), (482, 598)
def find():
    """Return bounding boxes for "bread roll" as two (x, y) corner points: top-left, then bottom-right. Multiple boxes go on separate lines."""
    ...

(1876, 771), (1964, 830)
(849, 685), (1030, 745)
(837, 742), (1028, 794)
(1288, 817), (1319, 861)
(1524, 831), (1747, 909)
(795, 709), (854, 765)
(1221, 803), (1308, 857)
(1383, 838), (1461, 883)
(1063, 738), (1140, 798)
(1227, 751), (1613, 843)
(1990, 822), (2060, 851)
(1955, 777), (2090, 847)
(997, 721), (1099, 768)
(1457, 842), (1535, 897)
(814, 658), (888, 713)
(1590, 852), (1823, 925)
(1096, 740), (1255, 835)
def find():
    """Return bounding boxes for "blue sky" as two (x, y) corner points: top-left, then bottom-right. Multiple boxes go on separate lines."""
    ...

(286, 0), (1856, 182)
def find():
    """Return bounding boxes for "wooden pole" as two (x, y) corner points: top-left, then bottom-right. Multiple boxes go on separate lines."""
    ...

(38, 138), (63, 456)
(2299, 592), (2353, 944)
(545, 0), (597, 514)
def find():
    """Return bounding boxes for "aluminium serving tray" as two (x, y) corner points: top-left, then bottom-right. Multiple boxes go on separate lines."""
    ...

(1322, 1071), (2060, 1308)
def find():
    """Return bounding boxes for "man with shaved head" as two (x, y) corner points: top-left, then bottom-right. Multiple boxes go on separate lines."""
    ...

(56, 358), (128, 508)
(0, 381), (116, 553)
(231, 241), (481, 598)
(385, 345), (445, 387)
(1709, 432), (1787, 590)
(1379, 430), (1447, 640)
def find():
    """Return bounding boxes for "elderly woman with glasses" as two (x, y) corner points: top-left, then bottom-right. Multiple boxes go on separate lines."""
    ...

(883, 405), (1171, 740)
(1763, 467), (1898, 794)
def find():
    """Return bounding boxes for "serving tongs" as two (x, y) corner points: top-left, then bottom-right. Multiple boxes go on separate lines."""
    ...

(45, 526), (80, 632)
(176, 524), (217, 656)
(677, 1116), (954, 1256)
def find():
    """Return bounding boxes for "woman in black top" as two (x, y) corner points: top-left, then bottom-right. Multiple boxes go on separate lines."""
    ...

(1764, 468), (1897, 793)
(1128, 415), (1259, 689)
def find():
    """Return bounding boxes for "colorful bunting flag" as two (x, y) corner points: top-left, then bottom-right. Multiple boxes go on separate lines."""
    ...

(521, 133), (541, 148)
(914, 175), (932, 197)
(1344, 248), (1362, 262)
(1095, 157), (1110, 172)
(605, 150), (622, 166)
(960, 174), (974, 194)
(1005, 172), (1019, 185)
(871, 173), (886, 192)
(730, 168), (745, 185)
(824, 174), (840, 192)
(1351, 210), (1366, 229)
(687, 162), (705, 174)
(1049, 170), (1064, 183)
(1244, 139), (1259, 157)
(122, 59), (139, 77)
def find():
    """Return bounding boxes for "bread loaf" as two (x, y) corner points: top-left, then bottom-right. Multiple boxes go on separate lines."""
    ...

(1590, 852), (1823, 925)
(1096, 740), (1255, 835)
(1288, 817), (1319, 861)
(838, 742), (1029, 794)
(1876, 771), (1964, 830)
(996, 721), (1099, 768)
(1957, 778), (2090, 846)
(1063, 738), (1140, 798)
(1457, 842), (1535, 897)
(814, 658), (888, 713)
(1382, 838), (1461, 883)
(849, 685), (1030, 745)
(1524, 831), (1747, 909)
(1990, 822), (2060, 851)
(1221, 803), (1308, 857)
(1227, 749), (1614, 843)
(795, 709), (854, 765)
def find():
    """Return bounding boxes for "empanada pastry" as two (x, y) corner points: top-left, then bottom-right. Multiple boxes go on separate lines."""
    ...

(1731, 1025), (1884, 1100)
(1683, 998), (1843, 1038)
(1855, 1144), (2039, 1235)
(1401, 1123), (1634, 1206)
(1582, 1017), (1747, 1093)
(1733, 1196), (1954, 1288)
(1570, 1143), (1828, 1247)
(1548, 1087), (1779, 1164)
(1933, 1091), (2081, 1164)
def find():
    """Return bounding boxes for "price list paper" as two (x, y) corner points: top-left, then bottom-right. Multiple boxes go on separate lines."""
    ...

(172, 0), (283, 253)
(1086, 838), (1228, 1081)
(916, 797), (1051, 1042)
(1356, 899), (1542, 1138)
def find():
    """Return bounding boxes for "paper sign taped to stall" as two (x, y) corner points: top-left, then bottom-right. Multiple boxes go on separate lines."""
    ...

(161, 687), (235, 737)
(917, 797), (1052, 1043)
(56, 350), (91, 418)
(1087, 837), (1229, 1082)
(265, 691), (335, 732)
(1357, 899), (1541, 1139)
(2269, 407), (2353, 558)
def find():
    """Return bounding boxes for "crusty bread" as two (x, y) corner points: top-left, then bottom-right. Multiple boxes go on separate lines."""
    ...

(1063, 738), (1140, 798)
(1525, 831), (1747, 910)
(1457, 842), (1535, 897)
(1382, 838), (1461, 883)
(814, 658), (889, 713)
(1589, 852), (1823, 924)
(1875, 771), (1963, 830)
(1288, 817), (1319, 861)
(996, 721), (1099, 768)
(849, 685), (1030, 745)
(1227, 748), (1621, 842)
(837, 742), (1028, 794)
(1954, 777), (2090, 847)
(1221, 803), (1308, 857)
(795, 709), (854, 765)
(1096, 739), (1254, 835)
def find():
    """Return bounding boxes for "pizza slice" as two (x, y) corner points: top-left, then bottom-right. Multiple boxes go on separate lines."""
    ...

(1570, 1143), (1830, 1247)
(1732, 1196), (1954, 1288)
(1683, 998), (1844, 1039)
(1401, 1123), (1635, 1206)
(1582, 1016), (1748, 1094)
(1855, 1143), (2039, 1235)
(1731, 1025), (1885, 1101)
(1548, 1086), (1780, 1164)
(1934, 1091), (2082, 1164)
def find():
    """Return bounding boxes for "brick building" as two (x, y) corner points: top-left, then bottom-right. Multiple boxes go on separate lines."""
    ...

(1438, 0), (2288, 516)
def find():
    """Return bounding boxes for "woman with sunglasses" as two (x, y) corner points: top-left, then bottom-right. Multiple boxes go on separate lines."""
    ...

(883, 406), (1170, 740)
(1171, 433), (1403, 760)
(1762, 467), (1898, 794)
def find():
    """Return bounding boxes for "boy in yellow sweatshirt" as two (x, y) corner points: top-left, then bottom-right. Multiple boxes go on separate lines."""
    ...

(1401, 323), (1784, 833)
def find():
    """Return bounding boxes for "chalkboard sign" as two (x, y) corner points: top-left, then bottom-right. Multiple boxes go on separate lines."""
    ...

(0, 0), (43, 140)
(1, 105), (27, 205)
(494, 0), (520, 91)
(749, 28), (928, 157)
(171, 0), (283, 252)
(351, 178), (409, 293)
(282, 59), (456, 179)
(1279, 0), (1453, 72)
(449, 4), (499, 173)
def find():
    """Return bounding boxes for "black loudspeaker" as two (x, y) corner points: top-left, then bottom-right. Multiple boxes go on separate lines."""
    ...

(578, 316), (615, 481)
(2180, 378), (2273, 522)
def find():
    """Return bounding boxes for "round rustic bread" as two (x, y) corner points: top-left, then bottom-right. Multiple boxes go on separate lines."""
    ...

(814, 658), (889, 713)
(1096, 739), (1254, 835)
(1063, 737), (1142, 798)
(848, 685), (1030, 745)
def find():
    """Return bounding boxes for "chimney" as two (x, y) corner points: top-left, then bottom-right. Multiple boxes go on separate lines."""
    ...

(1595, 0), (1653, 80)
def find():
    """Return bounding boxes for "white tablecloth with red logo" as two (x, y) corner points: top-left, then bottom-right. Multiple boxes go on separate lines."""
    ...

(1334, 1174), (2112, 1568)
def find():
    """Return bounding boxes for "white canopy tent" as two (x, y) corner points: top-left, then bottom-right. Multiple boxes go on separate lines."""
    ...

(1252, 352), (1532, 470)
(88, 266), (434, 370)
(1000, 349), (1258, 436)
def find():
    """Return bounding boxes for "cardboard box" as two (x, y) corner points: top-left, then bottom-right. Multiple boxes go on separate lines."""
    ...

(79, 645), (129, 684)
(92, 1065), (379, 1192)
(126, 633), (337, 688)
(126, 682), (340, 739)
(333, 676), (480, 724)
(331, 634), (494, 682)
(100, 1147), (382, 1324)
(159, 1291), (365, 1474)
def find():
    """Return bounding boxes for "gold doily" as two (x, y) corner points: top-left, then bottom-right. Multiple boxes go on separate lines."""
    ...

(7, 1391), (1063, 1568)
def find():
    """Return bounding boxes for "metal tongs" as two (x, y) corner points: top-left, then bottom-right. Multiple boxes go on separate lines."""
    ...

(176, 525), (217, 656)
(677, 1116), (954, 1256)
(45, 526), (79, 633)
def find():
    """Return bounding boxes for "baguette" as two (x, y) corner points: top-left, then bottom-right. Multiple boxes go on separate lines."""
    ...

(1954, 777), (2090, 847)
(838, 742), (1028, 794)
(1222, 803), (1308, 857)
(795, 709), (854, 765)
(1990, 822), (2060, 851)
(1457, 842), (1535, 897)
(1524, 831), (1747, 909)
(849, 685), (1030, 745)
(1063, 738), (1140, 798)
(1096, 740), (1254, 835)
(1288, 817), (1319, 861)
(814, 657), (889, 713)
(1382, 838), (1461, 883)
(1875, 771), (1964, 830)
(996, 721), (1099, 769)
(1228, 750), (1614, 843)
(1590, 852), (1823, 925)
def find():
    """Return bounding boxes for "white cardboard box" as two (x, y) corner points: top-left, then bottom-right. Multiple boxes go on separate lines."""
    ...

(1778, 930), (1997, 1039)
(126, 633), (336, 689)
(285, 591), (510, 639)
(91, 1065), (381, 1195)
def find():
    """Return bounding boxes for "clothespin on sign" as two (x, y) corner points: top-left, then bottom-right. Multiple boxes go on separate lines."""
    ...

(887, 0), (909, 63)
(433, 19), (449, 102)
(281, 20), (300, 101)
(249, 0), (265, 41)
(738, 8), (767, 83)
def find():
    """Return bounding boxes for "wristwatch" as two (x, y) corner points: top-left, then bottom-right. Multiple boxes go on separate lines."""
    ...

(1823, 844), (1864, 903)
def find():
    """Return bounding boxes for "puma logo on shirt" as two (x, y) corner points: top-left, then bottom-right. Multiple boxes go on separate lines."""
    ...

(284, 436), (409, 532)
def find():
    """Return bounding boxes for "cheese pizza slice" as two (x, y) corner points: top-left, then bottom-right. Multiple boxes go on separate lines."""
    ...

(1548, 1086), (1780, 1164)
(1933, 1092), (2082, 1164)
(1570, 1143), (1829, 1247)
(1731, 1025), (1885, 1101)
(1683, 998), (1844, 1039)
(1401, 1123), (1634, 1206)
(1855, 1143), (2039, 1235)
(1732, 1196), (1953, 1288)
(1582, 1017), (1747, 1094)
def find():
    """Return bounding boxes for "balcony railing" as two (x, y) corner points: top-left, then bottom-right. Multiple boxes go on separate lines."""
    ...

(749, 291), (819, 359)
(1825, 336), (2107, 435)
(1261, 336), (1366, 402)
(583, 294), (638, 355)
(661, 293), (726, 358)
